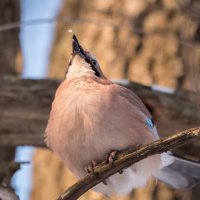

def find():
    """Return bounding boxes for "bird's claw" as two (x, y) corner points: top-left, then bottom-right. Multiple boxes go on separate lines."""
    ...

(84, 160), (97, 173)
(106, 150), (118, 164)
(106, 150), (125, 174)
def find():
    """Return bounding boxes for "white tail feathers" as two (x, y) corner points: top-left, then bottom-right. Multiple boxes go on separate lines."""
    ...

(155, 153), (200, 188)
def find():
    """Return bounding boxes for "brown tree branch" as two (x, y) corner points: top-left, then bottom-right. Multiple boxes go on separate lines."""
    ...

(0, 77), (200, 148)
(0, 161), (20, 185)
(0, 186), (19, 200)
(56, 127), (200, 200)
(0, 161), (30, 185)
(0, 161), (27, 200)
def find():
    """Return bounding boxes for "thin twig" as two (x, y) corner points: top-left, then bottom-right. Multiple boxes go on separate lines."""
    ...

(57, 127), (200, 200)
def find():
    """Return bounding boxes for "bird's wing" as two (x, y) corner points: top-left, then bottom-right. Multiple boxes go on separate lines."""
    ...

(84, 83), (160, 158)
(111, 84), (151, 118)
(108, 84), (159, 140)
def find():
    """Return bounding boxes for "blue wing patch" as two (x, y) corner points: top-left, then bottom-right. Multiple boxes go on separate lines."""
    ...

(146, 118), (154, 129)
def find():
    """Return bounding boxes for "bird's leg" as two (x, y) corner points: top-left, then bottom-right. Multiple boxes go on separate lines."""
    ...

(84, 160), (97, 173)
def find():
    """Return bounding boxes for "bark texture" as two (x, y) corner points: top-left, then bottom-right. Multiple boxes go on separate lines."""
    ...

(0, 1), (20, 195)
(0, 0), (20, 75)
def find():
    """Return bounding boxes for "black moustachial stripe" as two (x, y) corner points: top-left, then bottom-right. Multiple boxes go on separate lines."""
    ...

(72, 34), (101, 77)
(85, 57), (101, 77)
(91, 65), (101, 77)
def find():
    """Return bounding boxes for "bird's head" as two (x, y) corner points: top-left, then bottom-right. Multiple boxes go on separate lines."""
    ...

(66, 34), (104, 79)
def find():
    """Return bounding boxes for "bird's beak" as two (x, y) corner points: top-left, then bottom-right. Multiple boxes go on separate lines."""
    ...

(72, 34), (86, 58)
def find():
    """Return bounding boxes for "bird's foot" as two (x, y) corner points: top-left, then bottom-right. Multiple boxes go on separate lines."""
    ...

(106, 150), (118, 164)
(84, 160), (97, 174)
(106, 150), (126, 174)
(84, 160), (108, 185)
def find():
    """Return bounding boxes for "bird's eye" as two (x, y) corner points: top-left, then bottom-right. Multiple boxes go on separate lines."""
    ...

(92, 60), (97, 66)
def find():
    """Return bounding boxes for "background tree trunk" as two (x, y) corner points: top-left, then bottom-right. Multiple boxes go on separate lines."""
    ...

(0, 0), (20, 188)
(0, 0), (20, 75)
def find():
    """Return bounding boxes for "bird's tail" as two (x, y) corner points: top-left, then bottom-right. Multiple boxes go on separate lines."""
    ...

(154, 153), (200, 188)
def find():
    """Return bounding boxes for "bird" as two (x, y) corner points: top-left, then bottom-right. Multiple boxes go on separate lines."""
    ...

(45, 34), (200, 196)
